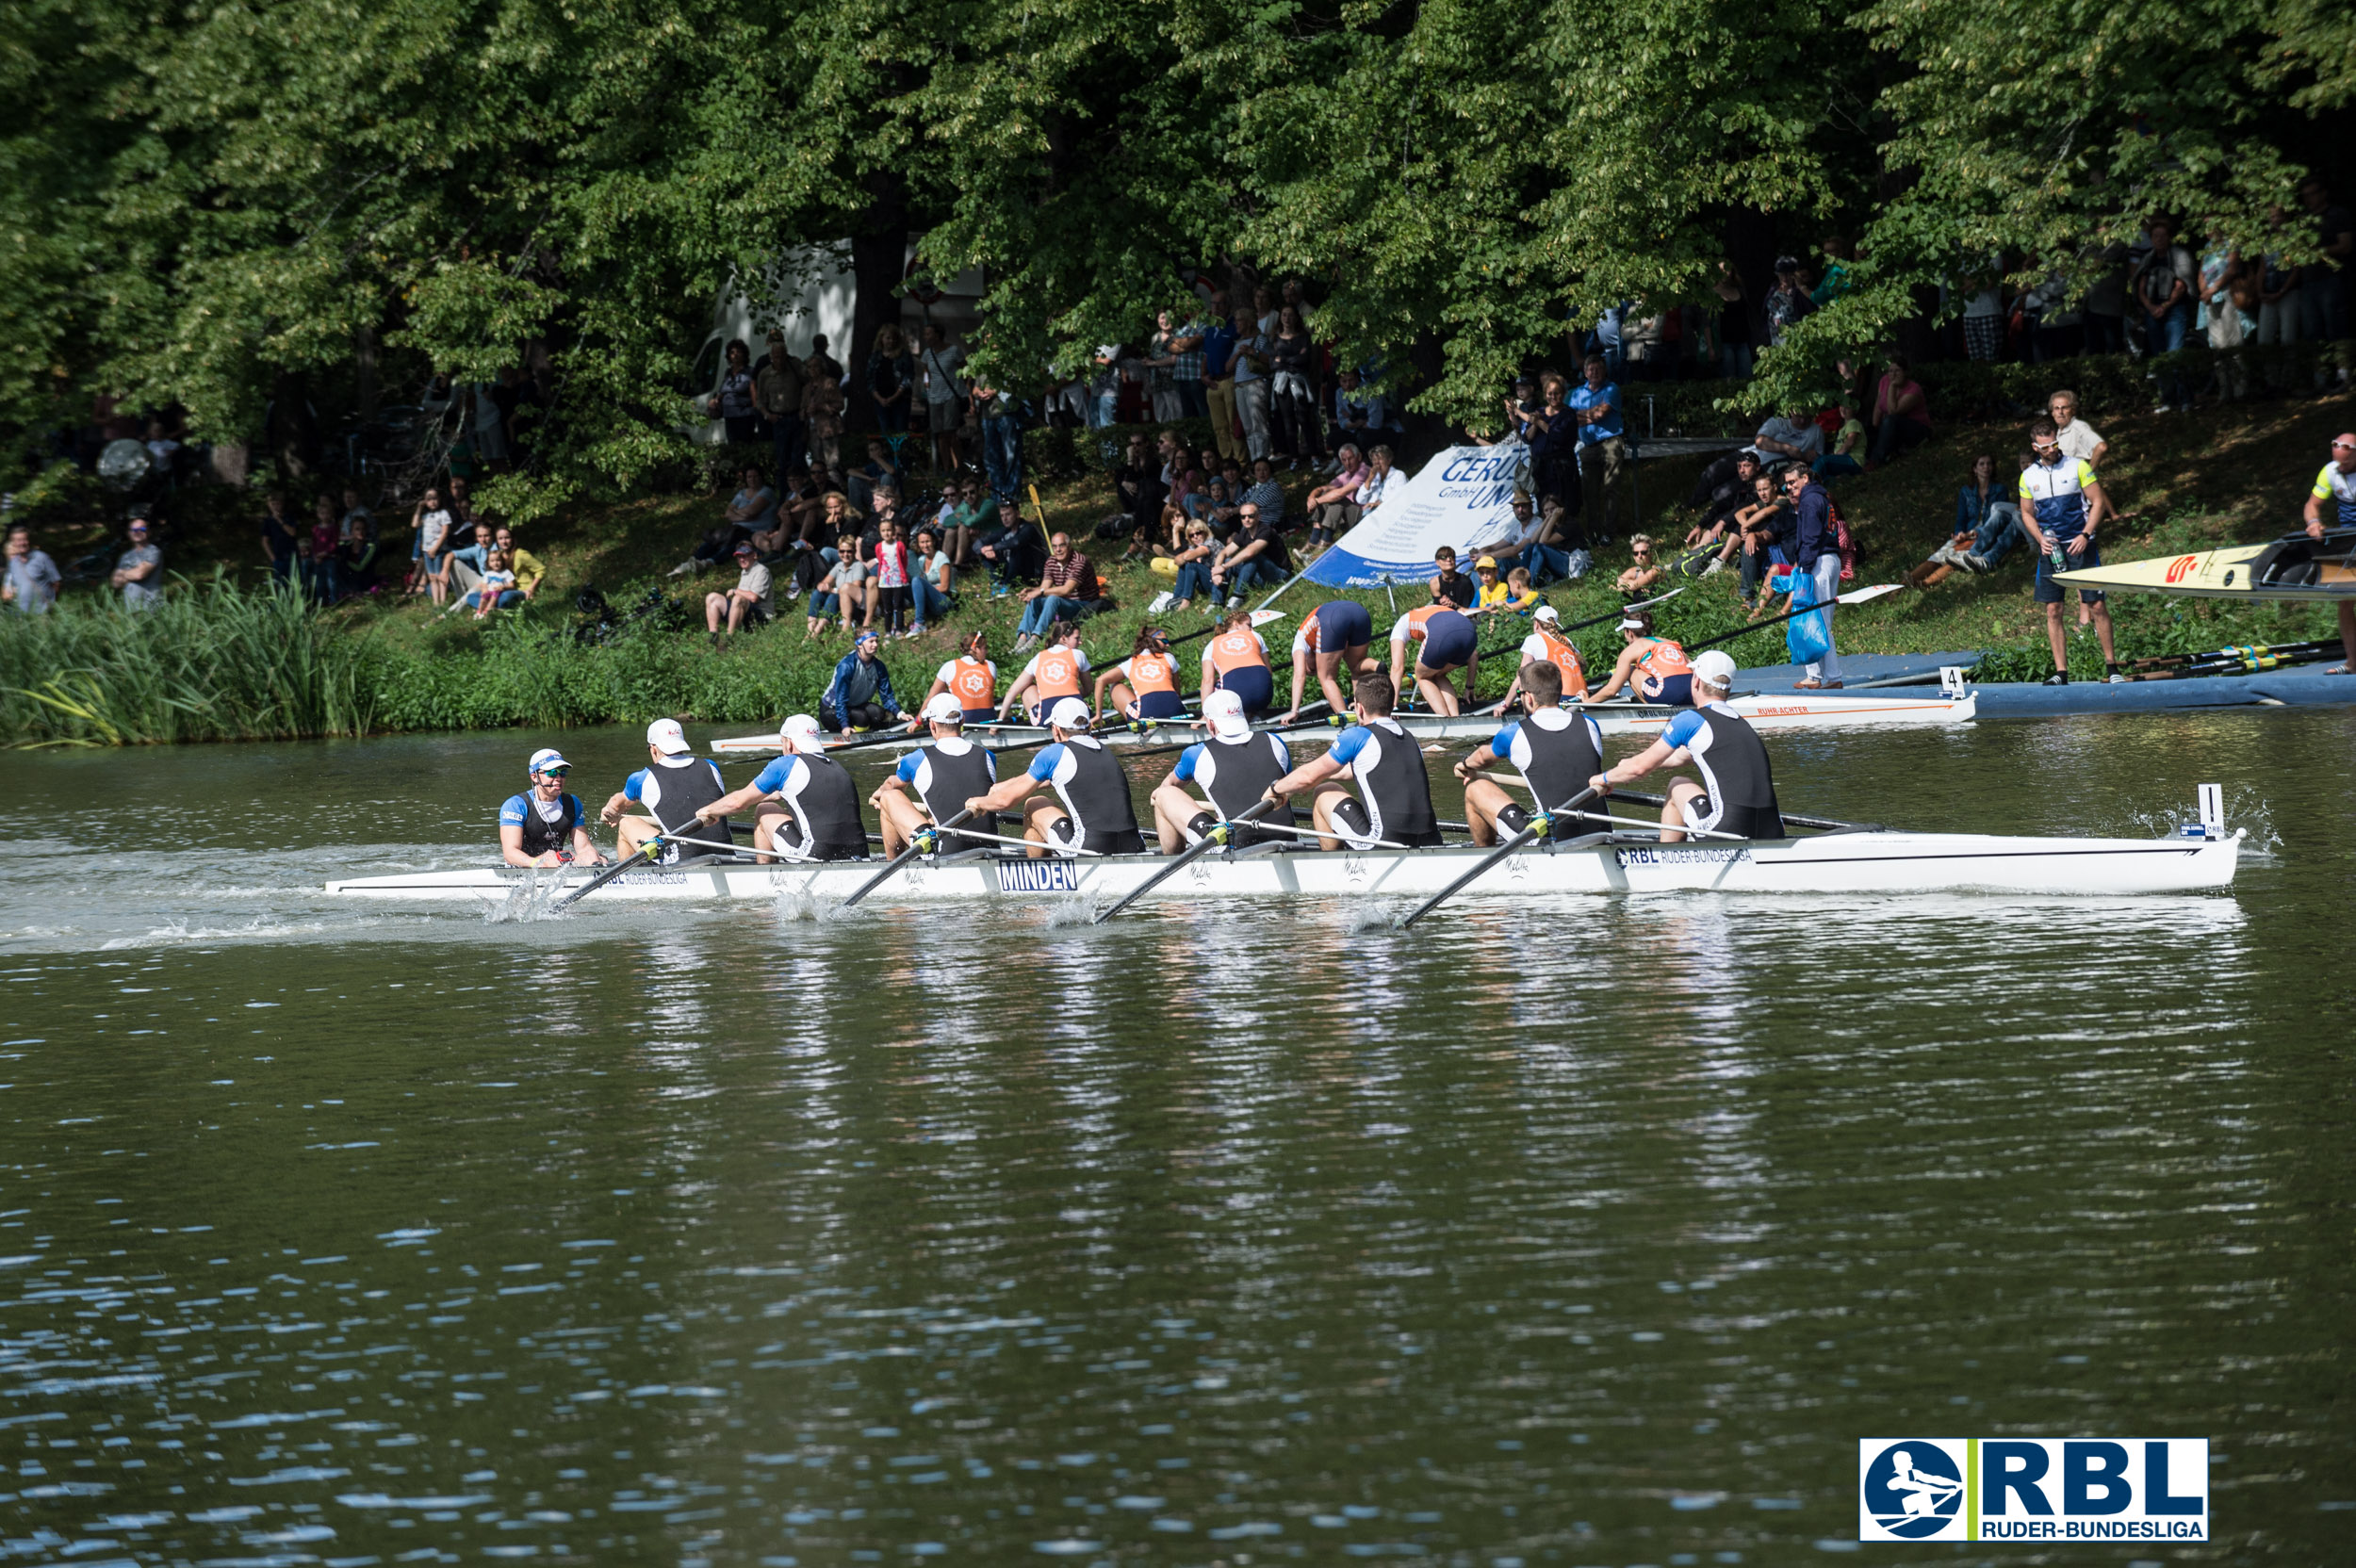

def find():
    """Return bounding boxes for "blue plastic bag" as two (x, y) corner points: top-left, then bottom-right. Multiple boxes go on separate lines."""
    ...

(1785, 566), (1832, 664)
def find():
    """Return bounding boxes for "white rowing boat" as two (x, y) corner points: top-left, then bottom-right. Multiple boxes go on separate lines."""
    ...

(710, 689), (1978, 756)
(325, 821), (2238, 905)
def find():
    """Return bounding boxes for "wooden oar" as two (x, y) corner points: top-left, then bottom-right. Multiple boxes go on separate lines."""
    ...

(1396, 786), (1599, 929)
(1683, 582), (1902, 655)
(838, 808), (973, 909)
(1091, 798), (1278, 923)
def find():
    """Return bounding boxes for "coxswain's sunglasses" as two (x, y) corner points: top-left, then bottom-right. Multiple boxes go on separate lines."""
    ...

(536, 765), (570, 777)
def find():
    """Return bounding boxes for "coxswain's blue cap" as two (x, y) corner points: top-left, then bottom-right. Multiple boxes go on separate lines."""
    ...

(528, 747), (569, 774)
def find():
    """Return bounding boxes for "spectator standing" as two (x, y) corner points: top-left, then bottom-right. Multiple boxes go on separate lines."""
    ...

(805, 374), (846, 474)
(260, 491), (300, 585)
(1961, 254), (2005, 362)
(919, 323), (970, 474)
(1012, 533), (1102, 650)
(1812, 237), (1855, 305)
(112, 517), (163, 610)
(1230, 311), (1273, 463)
(2133, 219), (2198, 410)
(1866, 351), (1934, 466)
(2201, 240), (2253, 392)
(1714, 261), (1755, 378)
(308, 496), (343, 601)
(974, 381), (1022, 510)
(1331, 368), (1385, 455)
(1268, 306), (1317, 464)
(1108, 433), (1167, 554)
(1169, 305), (1212, 420)
(409, 486), (452, 603)
(706, 339), (757, 445)
(865, 324), (915, 436)
(756, 332), (808, 484)
(3, 524), (60, 614)
(2081, 242), (2133, 354)
(870, 514), (914, 637)
(1516, 371), (1581, 529)
(2299, 177), (2353, 382)
(1143, 312), (1182, 422)
(1782, 466), (1841, 688)
(1203, 301), (1241, 464)
(1763, 257), (1814, 347)
(2255, 206), (2304, 360)
(1567, 355), (1628, 540)
(471, 378), (511, 471)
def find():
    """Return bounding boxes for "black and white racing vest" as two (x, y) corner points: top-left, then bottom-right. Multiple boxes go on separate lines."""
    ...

(637, 757), (732, 863)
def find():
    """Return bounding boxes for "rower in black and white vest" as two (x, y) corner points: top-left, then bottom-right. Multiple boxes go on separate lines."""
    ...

(1589, 649), (1786, 841)
(1453, 660), (1604, 845)
(697, 713), (871, 861)
(964, 696), (1146, 857)
(499, 747), (606, 868)
(873, 693), (1001, 856)
(599, 718), (735, 863)
(1265, 670), (1442, 851)
(1147, 689), (1298, 853)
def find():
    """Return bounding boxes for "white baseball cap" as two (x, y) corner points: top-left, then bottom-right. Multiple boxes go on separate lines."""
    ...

(1617, 616), (1648, 632)
(779, 713), (826, 752)
(1046, 696), (1091, 731)
(923, 693), (965, 725)
(1692, 649), (1739, 688)
(1203, 689), (1250, 738)
(1532, 605), (1560, 624)
(527, 747), (570, 775)
(646, 718), (690, 755)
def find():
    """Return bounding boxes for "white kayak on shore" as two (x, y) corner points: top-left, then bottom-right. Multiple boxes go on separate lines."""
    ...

(325, 821), (2238, 906)
(710, 689), (1977, 756)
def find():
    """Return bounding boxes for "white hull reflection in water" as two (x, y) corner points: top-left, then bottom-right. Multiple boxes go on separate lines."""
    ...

(0, 713), (2347, 1565)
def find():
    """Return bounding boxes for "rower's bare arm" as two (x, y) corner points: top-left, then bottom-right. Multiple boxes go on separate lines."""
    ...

(700, 783), (767, 822)
(598, 792), (630, 825)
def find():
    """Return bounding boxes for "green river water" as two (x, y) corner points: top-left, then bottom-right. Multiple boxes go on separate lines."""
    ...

(1, 708), (2351, 1566)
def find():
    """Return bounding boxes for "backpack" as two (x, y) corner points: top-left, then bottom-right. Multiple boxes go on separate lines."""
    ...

(1830, 499), (1858, 582)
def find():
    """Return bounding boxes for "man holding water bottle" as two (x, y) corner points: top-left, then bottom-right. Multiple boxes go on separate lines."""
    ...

(2021, 416), (2122, 684)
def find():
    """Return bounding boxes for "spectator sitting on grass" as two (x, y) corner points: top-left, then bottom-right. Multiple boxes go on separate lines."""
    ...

(1813, 408), (1867, 481)
(448, 524), (545, 604)
(670, 466), (777, 577)
(468, 546), (520, 618)
(3, 524), (61, 614)
(1207, 499), (1291, 608)
(1866, 351), (1934, 467)
(1304, 443), (1366, 552)
(1166, 520), (1219, 612)
(973, 497), (1045, 596)
(1012, 532), (1102, 650)
(946, 478), (999, 568)
(1430, 545), (1476, 610)
(909, 525), (955, 631)
(705, 539), (774, 645)
(1747, 407), (1823, 470)
(1919, 452), (2028, 578)
(1614, 535), (1664, 596)
(806, 533), (869, 639)
(114, 517), (163, 610)
(338, 510), (384, 596)
(1239, 455), (1285, 531)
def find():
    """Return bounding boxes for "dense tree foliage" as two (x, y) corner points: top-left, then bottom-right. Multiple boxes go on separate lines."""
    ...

(1, 0), (2346, 514)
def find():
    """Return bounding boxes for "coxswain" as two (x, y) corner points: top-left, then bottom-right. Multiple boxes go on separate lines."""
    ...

(499, 747), (605, 868)
(1199, 606), (1276, 717)
(695, 713), (870, 862)
(1588, 650), (1784, 841)
(1001, 619), (1090, 725)
(1581, 611), (1693, 704)
(1148, 689), (1299, 853)
(1454, 662), (1603, 845)
(1487, 604), (1590, 713)
(1093, 625), (1188, 722)
(909, 629), (999, 729)
(1265, 671), (1443, 851)
(873, 694), (1000, 855)
(1386, 601), (1478, 715)
(1282, 598), (1375, 721)
(965, 697), (1146, 857)
(600, 718), (735, 863)
(2302, 432), (2356, 674)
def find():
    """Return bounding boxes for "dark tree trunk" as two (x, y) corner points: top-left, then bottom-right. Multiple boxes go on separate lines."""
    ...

(1724, 204), (1778, 350)
(850, 170), (909, 431)
(353, 324), (379, 421)
(269, 368), (319, 480)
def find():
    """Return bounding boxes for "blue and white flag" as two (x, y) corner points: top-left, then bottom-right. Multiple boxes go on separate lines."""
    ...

(1303, 443), (1531, 587)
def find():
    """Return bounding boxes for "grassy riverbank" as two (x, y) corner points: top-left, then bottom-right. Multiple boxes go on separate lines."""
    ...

(6, 388), (2350, 747)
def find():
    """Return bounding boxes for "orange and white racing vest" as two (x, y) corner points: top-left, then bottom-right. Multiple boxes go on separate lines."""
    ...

(1395, 603), (1448, 644)
(1531, 628), (1588, 699)
(1035, 647), (1086, 701)
(948, 656), (996, 709)
(1634, 638), (1692, 682)
(1125, 651), (1182, 696)
(1207, 629), (1269, 675)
